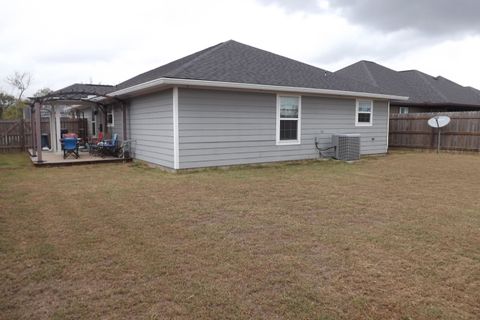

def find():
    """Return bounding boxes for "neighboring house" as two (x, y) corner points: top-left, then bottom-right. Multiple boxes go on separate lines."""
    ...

(50, 40), (406, 170)
(335, 61), (480, 114)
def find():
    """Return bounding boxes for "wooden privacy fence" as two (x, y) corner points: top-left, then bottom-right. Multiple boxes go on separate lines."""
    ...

(0, 118), (88, 153)
(0, 120), (31, 153)
(389, 111), (480, 151)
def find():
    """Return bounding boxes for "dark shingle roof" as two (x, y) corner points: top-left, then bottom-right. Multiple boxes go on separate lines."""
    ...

(467, 86), (480, 98)
(54, 83), (115, 96)
(335, 61), (480, 106)
(115, 40), (394, 95)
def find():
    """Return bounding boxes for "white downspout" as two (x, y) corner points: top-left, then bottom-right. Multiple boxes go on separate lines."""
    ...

(386, 100), (390, 153)
(173, 87), (179, 169)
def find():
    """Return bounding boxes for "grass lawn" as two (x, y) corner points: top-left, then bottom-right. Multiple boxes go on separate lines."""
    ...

(1, 152), (479, 319)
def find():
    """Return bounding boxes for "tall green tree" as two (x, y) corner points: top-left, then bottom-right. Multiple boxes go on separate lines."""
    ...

(0, 91), (15, 119)
(33, 87), (53, 98)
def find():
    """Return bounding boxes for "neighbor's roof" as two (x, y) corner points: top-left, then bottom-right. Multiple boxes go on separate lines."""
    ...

(114, 40), (400, 98)
(466, 86), (480, 98)
(335, 60), (480, 106)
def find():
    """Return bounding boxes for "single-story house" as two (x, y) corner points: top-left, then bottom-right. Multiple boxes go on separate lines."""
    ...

(335, 60), (480, 114)
(44, 40), (407, 170)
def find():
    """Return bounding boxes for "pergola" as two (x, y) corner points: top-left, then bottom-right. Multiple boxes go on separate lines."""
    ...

(29, 86), (127, 163)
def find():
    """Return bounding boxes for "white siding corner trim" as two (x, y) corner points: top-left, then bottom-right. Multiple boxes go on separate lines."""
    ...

(173, 87), (179, 169)
(386, 100), (390, 152)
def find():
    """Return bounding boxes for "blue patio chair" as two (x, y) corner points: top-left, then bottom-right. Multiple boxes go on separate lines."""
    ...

(98, 133), (118, 157)
(63, 137), (79, 159)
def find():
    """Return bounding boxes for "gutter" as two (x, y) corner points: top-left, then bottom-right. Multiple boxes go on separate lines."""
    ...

(393, 101), (480, 108)
(107, 77), (409, 101)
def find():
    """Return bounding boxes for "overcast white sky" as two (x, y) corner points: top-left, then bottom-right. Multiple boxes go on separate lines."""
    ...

(1, 0), (479, 96)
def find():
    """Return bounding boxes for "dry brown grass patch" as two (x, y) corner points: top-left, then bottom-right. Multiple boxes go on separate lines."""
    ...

(1, 151), (479, 319)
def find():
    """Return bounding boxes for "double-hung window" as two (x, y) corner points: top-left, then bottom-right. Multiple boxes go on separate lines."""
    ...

(107, 108), (114, 127)
(276, 95), (301, 145)
(91, 111), (96, 136)
(355, 99), (373, 126)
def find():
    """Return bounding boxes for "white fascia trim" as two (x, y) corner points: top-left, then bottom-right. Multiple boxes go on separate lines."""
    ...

(172, 87), (179, 170)
(108, 77), (409, 101)
(89, 96), (103, 102)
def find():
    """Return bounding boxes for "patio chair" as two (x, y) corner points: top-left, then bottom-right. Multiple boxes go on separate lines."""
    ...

(98, 133), (118, 157)
(86, 133), (103, 157)
(63, 137), (79, 159)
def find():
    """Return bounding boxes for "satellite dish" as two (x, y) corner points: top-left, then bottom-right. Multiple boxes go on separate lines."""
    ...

(428, 116), (451, 128)
(427, 115), (451, 153)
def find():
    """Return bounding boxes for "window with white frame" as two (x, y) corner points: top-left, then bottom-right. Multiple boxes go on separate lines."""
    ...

(355, 99), (373, 126)
(107, 108), (114, 127)
(276, 95), (301, 144)
(399, 106), (409, 114)
(91, 111), (96, 136)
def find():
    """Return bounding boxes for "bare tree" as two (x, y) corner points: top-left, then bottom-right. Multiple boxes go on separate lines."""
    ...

(4, 72), (32, 119)
(6, 71), (32, 101)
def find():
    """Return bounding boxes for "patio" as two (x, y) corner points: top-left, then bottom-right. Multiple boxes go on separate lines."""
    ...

(28, 84), (130, 166)
(28, 148), (130, 166)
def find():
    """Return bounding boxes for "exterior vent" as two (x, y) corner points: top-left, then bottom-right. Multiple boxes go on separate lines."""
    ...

(332, 134), (361, 161)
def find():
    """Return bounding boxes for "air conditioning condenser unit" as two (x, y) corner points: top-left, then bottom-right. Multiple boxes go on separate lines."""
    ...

(331, 134), (361, 161)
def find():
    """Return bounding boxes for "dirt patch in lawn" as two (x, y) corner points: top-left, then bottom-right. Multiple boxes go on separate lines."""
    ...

(1, 151), (479, 319)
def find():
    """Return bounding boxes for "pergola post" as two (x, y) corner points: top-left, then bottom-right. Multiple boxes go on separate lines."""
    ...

(104, 107), (108, 136)
(34, 101), (43, 163)
(31, 105), (36, 157)
(55, 106), (62, 153)
(48, 106), (55, 151)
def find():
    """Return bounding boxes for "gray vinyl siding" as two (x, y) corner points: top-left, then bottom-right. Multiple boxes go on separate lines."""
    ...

(128, 90), (174, 168)
(112, 104), (124, 139)
(178, 88), (388, 169)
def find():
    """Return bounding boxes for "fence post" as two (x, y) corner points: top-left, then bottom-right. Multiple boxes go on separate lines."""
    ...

(19, 118), (25, 151)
